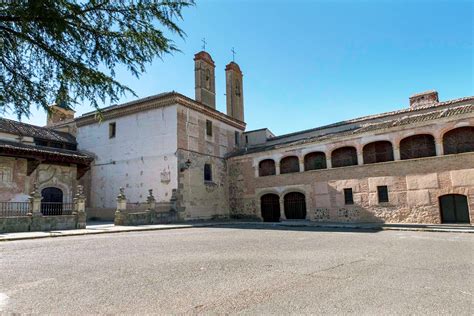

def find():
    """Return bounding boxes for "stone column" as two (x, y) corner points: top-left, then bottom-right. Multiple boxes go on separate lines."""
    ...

(299, 159), (305, 173)
(114, 188), (127, 225)
(279, 198), (286, 221)
(435, 141), (443, 156)
(357, 152), (363, 166)
(275, 163), (280, 175)
(28, 184), (43, 231)
(74, 185), (87, 229)
(393, 146), (401, 160)
(326, 157), (332, 169)
(28, 184), (42, 216)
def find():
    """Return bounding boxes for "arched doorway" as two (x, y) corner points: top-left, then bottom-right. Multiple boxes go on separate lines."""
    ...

(260, 194), (280, 222)
(41, 187), (63, 215)
(439, 194), (470, 224)
(284, 192), (307, 220)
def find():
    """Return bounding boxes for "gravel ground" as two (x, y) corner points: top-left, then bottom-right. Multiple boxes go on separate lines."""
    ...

(0, 225), (472, 315)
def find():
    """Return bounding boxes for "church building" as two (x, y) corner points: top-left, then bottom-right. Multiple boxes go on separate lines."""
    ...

(46, 51), (473, 224)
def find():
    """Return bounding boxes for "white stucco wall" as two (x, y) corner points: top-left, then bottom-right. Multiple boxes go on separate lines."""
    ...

(76, 105), (178, 208)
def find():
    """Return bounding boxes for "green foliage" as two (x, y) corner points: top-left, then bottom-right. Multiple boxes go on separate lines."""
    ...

(0, 0), (194, 119)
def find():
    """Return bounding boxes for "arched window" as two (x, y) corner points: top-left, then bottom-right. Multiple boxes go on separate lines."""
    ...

(363, 141), (394, 164)
(259, 159), (276, 177)
(304, 152), (327, 171)
(400, 134), (436, 160)
(443, 127), (474, 155)
(284, 192), (306, 220)
(331, 146), (358, 168)
(280, 156), (300, 174)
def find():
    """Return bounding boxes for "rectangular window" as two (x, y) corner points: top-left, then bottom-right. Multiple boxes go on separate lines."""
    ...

(234, 131), (240, 146)
(206, 120), (212, 137)
(204, 163), (212, 182)
(344, 188), (354, 205)
(109, 122), (116, 139)
(377, 186), (389, 203)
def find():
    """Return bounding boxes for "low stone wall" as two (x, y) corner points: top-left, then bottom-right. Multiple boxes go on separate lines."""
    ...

(86, 207), (116, 221)
(115, 208), (178, 226)
(0, 213), (86, 233)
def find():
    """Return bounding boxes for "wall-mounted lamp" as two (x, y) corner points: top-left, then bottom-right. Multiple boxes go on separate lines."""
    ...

(180, 159), (192, 172)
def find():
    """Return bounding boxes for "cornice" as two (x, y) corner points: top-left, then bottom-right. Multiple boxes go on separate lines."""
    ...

(75, 93), (246, 130)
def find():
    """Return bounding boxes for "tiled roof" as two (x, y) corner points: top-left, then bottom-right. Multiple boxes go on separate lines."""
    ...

(267, 96), (474, 142)
(230, 102), (474, 157)
(0, 139), (93, 162)
(0, 118), (76, 144)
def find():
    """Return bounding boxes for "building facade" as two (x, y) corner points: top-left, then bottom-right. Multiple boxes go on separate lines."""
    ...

(54, 52), (246, 220)
(0, 116), (92, 213)
(228, 93), (474, 224)
(43, 50), (473, 225)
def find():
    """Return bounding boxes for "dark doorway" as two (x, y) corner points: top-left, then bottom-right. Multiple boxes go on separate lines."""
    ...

(439, 194), (470, 224)
(41, 187), (63, 215)
(261, 194), (280, 222)
(284, 192), (307, 220)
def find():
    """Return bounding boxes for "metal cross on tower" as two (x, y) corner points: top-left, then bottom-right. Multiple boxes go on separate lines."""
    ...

(231, 47), (236, 62)
(201, 38), (207, 51)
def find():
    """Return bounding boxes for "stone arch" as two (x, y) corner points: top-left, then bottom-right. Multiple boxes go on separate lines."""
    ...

(258, 159), (276, 177)
(304, 152), (327, 171)
(283, 192), (307, 220)
(260, 193), (281, 222)
(442, 126), (474, 155)
(331, 146), (358, 168)
(399, 134), (436, 160)
(363, 141), (394, 164)
(280, 156), (300, 174)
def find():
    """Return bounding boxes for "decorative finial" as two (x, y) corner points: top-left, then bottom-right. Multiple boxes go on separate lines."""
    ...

(117, 187), (126, 200)
(201, 38), (207, 51)
(77, 185), (84, 196)
(231, 47), (236, 62)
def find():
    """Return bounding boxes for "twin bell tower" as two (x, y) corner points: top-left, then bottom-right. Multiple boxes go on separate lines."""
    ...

(194, 51), (244, 122)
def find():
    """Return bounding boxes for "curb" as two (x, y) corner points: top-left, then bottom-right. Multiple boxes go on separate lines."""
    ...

(1, 222), (472, 242)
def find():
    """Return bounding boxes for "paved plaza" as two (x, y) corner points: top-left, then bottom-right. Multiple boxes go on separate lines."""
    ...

(0, 225), (472, 314)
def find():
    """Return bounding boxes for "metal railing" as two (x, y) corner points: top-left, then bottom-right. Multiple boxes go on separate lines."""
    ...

(0, 202), (30, 217)
(40, 202), (75, 216)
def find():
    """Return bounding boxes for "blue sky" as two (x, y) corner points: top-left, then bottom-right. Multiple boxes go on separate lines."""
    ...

(5, 0), (473, 136)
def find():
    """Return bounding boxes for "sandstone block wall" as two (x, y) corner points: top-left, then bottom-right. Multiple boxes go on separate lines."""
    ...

(228, 152), (474, 224)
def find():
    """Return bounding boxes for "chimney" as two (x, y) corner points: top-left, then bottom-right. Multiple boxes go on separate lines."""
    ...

(409, 90), (439, 109)
(225, 61), (244, 122)
(194, 51), (216, 108)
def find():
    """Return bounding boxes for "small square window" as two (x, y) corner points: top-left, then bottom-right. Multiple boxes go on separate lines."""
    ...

(206, 120), (212, 137)
(204, 163), (212, 182)
(109, 122), (116, 139)
(344, 188), (354, 205)
(377, 186), (389, 203)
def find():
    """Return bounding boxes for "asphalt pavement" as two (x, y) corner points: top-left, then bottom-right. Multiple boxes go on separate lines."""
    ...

(0, 225), (472, 314)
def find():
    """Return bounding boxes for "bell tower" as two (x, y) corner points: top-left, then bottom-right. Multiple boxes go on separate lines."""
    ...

(225, 61), (244, 122)
(194, 51), (216, 109)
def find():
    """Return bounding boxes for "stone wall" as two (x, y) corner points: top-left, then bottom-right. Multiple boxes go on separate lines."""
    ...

(0, 214), (85, 233)
(76, 105), (179, 210)
(228, 152), (474, 224)
(176, 104), (242, 220)
(0, 157), (78, 203)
